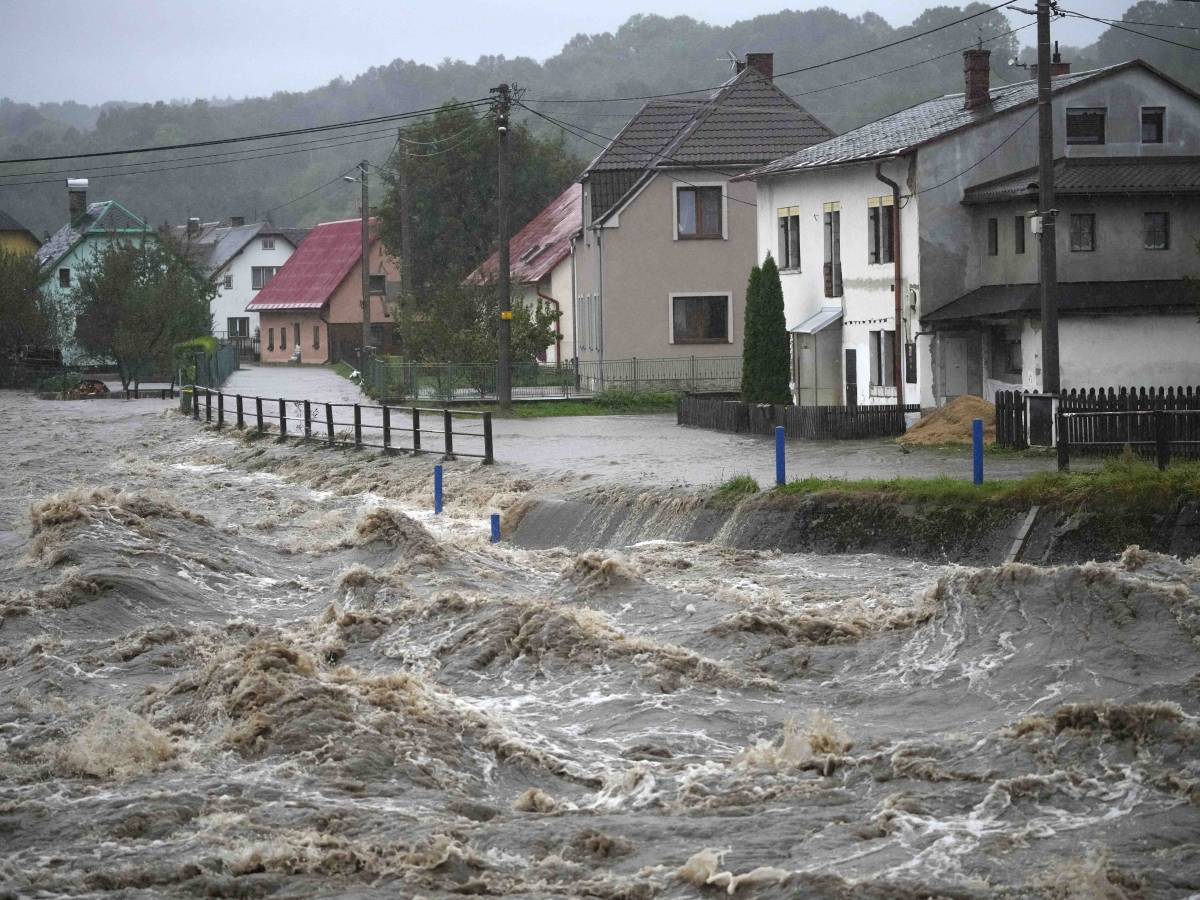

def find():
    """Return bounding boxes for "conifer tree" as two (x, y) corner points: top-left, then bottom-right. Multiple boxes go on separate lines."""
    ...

(740, 264), (762, 400)
(757, 254), (791, 404)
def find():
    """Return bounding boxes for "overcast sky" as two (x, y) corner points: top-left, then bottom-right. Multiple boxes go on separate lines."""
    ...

(1, 0), (1135, 106)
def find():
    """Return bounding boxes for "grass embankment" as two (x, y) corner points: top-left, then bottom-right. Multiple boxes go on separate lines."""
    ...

(466, 390), (679, 418)
(332, 361), (356, 380)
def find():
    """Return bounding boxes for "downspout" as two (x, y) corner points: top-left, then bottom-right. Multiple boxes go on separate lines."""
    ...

(596, 229), (605, 389)
(569, 234), (578, 366)
(875, 162), (904, 409)
(535, 287), (563, 366)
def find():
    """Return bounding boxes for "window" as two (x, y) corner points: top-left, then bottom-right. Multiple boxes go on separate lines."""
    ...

(777, 207), (801, 269)
(227, 317), (249, 337)
(223, 274), (233, 290)
(58, 268), (71, 287)
(1144, 211), (1170, 250)
(823, 203), (842, 298)
(251, 266), (280, 290)
(267, 328), (275, 351)
(1014, 216), (1026, 255)
(676, 186), (723, 239)
(370, 324), (386, 349)
(1142, 107), (1165, 144)
(369, 274), (386, 295)
(1066, 108), (1106, 145)
(313, 326), (320, 350)
(670, 294), (729, 344)
(869, 330), (896, 387)
(867, 197), (894, 265)
(1069, 213), (1095, 252)
(261, 237), (275, 250)
(293, 323), (300, 349)
(986, 217), (999, 256)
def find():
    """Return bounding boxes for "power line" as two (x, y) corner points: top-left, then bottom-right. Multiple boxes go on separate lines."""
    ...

(0, 98), (491, 166)
(523, 0), (1018, 105)
(1059, 8), (1200, 52)
(906, 107), (1037, 199)
(264, 165), (360, 216)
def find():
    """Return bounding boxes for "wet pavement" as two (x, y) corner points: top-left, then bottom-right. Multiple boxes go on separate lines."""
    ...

(218, 364), (1060, 488)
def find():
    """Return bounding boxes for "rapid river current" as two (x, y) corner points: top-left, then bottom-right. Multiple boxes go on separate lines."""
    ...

(1, 392), (1199, 898)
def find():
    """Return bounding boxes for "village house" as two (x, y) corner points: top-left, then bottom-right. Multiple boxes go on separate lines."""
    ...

(467, 183), (581, 365)
(744, 54), (1200, 409)
(170, 217), (307, 357)
(0, 208), (39, 256)
(36, 179), (152, 363)
(573, 53), (833, 374)
(245, 217), (398, 365)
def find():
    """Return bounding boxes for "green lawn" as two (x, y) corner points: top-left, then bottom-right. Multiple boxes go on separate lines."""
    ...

(463, 390), (679, 418)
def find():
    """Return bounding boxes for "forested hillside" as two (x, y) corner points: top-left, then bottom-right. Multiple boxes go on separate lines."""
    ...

(0, 1), (1193, 236)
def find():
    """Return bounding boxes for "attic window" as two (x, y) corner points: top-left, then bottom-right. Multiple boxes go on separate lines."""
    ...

(676, 186), (723, 239)
(519, 243), (544, 263)
(261, 237), (275, 250)
(1066, 108), (1105, 145)
(369, 274), (386, 295)
(58, 268), (71, 288)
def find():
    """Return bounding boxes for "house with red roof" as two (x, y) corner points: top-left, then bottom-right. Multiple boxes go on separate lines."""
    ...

(468, 183), (581, 364)
(246, 217), (398, 364)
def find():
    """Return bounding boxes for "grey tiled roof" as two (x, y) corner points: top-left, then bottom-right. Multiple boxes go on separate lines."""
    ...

(168, 221), (303, 277)
(583, 66), (832, 221)
(925, 279), (1196, 323)
(36, 200), (149, 270)
(0, 207), (35, 238)
(746, 65), (1123, 179)
(963, 156), (1200, 203)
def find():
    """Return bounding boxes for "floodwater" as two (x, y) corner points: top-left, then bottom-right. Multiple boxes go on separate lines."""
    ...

(2, 391), (1199, 898)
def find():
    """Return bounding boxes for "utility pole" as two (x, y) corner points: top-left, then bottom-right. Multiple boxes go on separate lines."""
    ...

(1036, 0), (1060, 395)
(397, 136), (415, 308)
(492, 83), (513, 409)
(359, 159), (371, 364)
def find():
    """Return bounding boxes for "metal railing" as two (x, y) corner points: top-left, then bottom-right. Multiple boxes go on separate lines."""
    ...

(182, 385), (494, 462)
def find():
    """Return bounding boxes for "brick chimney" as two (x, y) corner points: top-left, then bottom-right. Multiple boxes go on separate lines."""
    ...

(963, 47), (992, 110)
(67, 178), (88, 221)
(738, 52), (773, 81)
(1031, 42), (1071, 80)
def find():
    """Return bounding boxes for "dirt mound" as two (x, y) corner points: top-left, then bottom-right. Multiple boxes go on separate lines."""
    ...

(898, 395), (995, 446)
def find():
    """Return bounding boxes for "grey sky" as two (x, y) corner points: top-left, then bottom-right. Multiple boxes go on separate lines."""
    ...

(1, 0), (1135, 106)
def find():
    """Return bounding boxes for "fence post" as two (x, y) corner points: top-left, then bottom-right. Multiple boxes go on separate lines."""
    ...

(1056, 412), (1069, 472)
(443, 409), (455, 459)
(382, 405), (392, 453)
(191, 386), (199, 419)
(278, 398), (287, 441)
(775, 425), (785, 486)
(1156, 408), (1170, 471)
(326, 403), (335, 446)
(972, 418), (984, 485)
(353, 404), (362, 448)
(236, 394), (244, 429)
(412, 408), (421, 453)
(434, 464), (443, 514)
(255, 397), (264, 435)
(483, 412), (494, 464)
(632, 357), (639, 393)
(490, 512), (501, 543)
(217, 392), (224, 428)
(303, 400), (311, 440)
(204, 389), (212, 423)
(690, 355), (696, 392)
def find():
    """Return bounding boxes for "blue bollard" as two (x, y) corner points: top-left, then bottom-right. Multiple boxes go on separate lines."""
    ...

(434, 464), (443, 514)
(490, 512), (501, 543)
(775, 425), (786, 487)
(972, 418), (984, 485)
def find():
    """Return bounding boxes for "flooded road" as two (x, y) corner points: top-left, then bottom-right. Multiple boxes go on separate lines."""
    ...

(1, 391), (1198, 898)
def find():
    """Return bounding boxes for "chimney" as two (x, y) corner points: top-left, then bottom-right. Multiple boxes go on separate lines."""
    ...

(962, 47), (992, 111)
(1032, 42), (1071, 79)
(230, 215), (245, 227)
(743, 52), (773, 81)
(67, 178), (88, 221)
(187, 216), (201, 236)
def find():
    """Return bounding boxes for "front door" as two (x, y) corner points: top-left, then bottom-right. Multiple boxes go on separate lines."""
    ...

(844, 348), (857, 408)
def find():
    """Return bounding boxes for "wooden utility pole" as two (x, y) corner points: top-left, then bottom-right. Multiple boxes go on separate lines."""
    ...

(1036, 0), (1060, 394)
(493, 83), (513, 409)
(397, 137), (415, 308)
(359, 159), (371, 362)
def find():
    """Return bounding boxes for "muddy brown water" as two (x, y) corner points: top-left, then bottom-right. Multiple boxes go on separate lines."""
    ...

(1, 392), (1199, 898)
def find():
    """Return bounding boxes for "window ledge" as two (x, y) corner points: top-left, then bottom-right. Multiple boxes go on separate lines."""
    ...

(869, 385), (897, 397)
(676, 233), (725, 241)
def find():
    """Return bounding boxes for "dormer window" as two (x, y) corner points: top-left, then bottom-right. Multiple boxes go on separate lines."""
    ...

(519, 243), (544, 263)
(1066, 108), (1105, 145)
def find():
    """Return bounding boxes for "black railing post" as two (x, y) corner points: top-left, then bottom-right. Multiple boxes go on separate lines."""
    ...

(483, 412), (494, 464)
(443, 408), (455, 459)
(326, 403), (335, 446)
(1156, 408), (1170, 471)
(412, 407), (421, 453)
(236, 394), (244, 429)
(217, 392), (224, 428)
(303, 400), (311, 440)
(353, 404), (362, 448)
(192, 386), (200, 419)
(1056, 411), (1069, 472)
(382, 406), (393, 453)
(203, 388), (212, 423)
(278, 398), (287, 441)
(255, 397), (264, 435)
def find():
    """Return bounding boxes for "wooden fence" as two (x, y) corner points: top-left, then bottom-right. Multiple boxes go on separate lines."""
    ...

(677, 394), (919, 440)
(183, 386), (494, 462)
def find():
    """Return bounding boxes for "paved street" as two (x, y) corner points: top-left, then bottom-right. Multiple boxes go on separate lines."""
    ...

(217, 364), (1059, 488)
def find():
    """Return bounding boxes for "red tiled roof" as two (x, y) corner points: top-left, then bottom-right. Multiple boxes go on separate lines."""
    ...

(468, 184), (581, 285)
(247, 217), (374, 311)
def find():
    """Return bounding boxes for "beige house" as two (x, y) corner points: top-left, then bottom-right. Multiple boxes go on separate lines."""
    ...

(573, 53), (833, 373)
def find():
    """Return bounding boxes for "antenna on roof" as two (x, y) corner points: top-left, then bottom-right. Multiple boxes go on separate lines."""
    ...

(719, 51), (738, 73)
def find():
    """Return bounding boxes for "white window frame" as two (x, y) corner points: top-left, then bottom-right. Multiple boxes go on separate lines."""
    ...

(667, 291), (733, 345)
(671, 181), (728, 242)
(261, 237), (275, 250)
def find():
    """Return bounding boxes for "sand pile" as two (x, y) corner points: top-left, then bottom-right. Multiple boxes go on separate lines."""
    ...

(898, 395), (995, 446)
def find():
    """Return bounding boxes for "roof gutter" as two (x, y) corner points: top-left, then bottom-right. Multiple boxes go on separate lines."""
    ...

(875, 160), (905, 409)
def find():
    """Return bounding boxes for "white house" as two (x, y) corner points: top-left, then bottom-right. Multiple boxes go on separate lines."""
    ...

(743, 54), (1200, 408)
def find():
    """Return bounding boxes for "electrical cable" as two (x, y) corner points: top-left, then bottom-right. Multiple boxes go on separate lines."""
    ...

(1059, 8), (1200, 53)
(263, 165), (361, 216)
(905, 107), (1037, 198)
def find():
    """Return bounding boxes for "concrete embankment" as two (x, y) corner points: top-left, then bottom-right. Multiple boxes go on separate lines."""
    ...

(508, 487), (1200, 564)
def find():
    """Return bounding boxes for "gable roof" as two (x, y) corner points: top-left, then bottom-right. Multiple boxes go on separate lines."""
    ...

(962, 155), (1200, 204)
(468, 183), (581, 286)
(0, 208), (37, 243)
(744, 60), (1181, 179)
(170, 221), (301, 276)
(36, 200), (149, 271)
(583, 66), (832, 222)
(246, 217), (376, 311)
